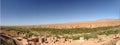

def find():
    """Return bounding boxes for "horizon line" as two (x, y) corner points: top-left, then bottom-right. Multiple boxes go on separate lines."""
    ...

(1, 18), (120, 26)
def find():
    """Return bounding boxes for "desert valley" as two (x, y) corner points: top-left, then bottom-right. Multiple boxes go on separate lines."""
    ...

(0, 18), (120, 45)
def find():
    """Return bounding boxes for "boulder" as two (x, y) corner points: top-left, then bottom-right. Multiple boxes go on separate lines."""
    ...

(116, 40), (120, 45)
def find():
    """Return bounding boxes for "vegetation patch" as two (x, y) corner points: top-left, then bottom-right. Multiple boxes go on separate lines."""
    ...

(1, 25), (120, 39)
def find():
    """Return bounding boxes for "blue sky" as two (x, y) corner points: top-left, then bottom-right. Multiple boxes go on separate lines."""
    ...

(1, 0), (120, 25)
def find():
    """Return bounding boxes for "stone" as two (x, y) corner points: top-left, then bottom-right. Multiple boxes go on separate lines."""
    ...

(116, 40), (120, 45)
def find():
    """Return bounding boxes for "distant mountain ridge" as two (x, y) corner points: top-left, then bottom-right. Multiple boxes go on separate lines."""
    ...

(15, 18), (120, 28)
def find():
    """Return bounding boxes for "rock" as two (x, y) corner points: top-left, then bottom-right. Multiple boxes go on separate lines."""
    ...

(116, 40), (120, 45)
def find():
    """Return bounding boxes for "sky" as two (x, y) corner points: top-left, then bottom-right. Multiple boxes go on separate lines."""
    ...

(1, 0), (120, 25)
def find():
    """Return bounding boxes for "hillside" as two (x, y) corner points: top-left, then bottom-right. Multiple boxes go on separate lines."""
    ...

(15, 18), (120, 28)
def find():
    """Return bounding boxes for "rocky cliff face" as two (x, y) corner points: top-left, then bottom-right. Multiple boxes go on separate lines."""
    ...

(18, 19), (120, 28)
